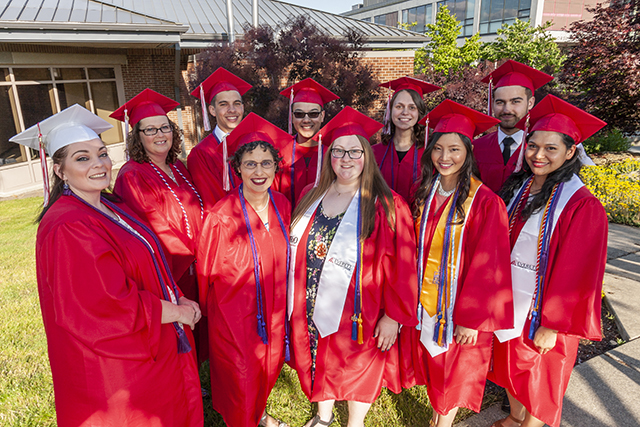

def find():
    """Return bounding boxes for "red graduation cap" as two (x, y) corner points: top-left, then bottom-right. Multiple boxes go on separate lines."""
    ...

(419, 99), (500, 140)
(280, 78), (339, 134)
(225, 112), (291, 154)
(517, 95), (606, 144)
(314, 106), (383, 147)
(110, 88), (179, 127)
(379, 76), (441, 97)
(190, 67), (252, 104)
(482, 60), (553, 93)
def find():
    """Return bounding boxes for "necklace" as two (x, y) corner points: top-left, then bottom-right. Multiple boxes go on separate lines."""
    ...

(437, 183), (455, 197)
(253, 195), (270, 213)
(334, 182), (357, 196)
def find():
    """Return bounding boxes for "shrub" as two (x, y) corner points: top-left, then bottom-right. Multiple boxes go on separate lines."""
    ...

(581, 159), (640, 226)
(582, 128), (632, 154)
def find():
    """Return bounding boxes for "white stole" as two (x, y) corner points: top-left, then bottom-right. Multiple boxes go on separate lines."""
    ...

(288, 189), (361, 337)
(495, 174), (584, 342)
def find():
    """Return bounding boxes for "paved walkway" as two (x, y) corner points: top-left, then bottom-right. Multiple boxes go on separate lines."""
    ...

(457, 223), (640, 427)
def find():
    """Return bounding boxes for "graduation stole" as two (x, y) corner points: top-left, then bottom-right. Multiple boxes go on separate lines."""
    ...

(416, 175), (481, 354)
(288, 187), (363, 341)
(494, 174), (583, 343)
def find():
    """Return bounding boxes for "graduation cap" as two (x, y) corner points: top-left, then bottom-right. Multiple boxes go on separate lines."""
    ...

(379, 76), (441, 135)
(513, 94), (606, 169)
(10, 104), (113, 205)
(110, 88), (179, 131)
(221, 113), (291, 191)
(280, 78), (339, 134)
(190, 68), (253, 132)
(419, 99), (500, 142)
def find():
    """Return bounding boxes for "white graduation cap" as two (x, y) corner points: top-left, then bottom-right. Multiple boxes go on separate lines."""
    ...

(9, 104), (112, 205)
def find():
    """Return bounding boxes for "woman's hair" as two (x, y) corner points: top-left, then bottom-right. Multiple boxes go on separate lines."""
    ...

(126, 117), (183, 164)
(36, 144), (118, 223)
(229, 140), (283, 178)
(292, 135), (396, 240)
(412, 132), (480, 223)
(380, 89), (427, 148)
(499, 131), (580, 221)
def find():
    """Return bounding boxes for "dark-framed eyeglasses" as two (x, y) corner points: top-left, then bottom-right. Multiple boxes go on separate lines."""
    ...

(330, 148), (364, 159)
(139, 124), (173, 136)
(292, 111), (322, 119)
(242, 160), (276, 170)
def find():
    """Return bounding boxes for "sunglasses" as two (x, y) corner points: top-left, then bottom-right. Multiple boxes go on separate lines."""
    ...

(292, 111), (322, 119)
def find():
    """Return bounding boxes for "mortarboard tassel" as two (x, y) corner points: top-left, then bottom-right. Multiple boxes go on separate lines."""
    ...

(487, 75), (493, 117)
(357, 313), (363, 345)
(222, 135), (230, 192)
(123, 108), (130, 161)
(200, 84), (211, 132)
(288, 88), (294, 135)
(514, 113), (529, 172)
(37, 123), (50, 207)
(314, 135), (322, 187)
(382, 87), (392, 135)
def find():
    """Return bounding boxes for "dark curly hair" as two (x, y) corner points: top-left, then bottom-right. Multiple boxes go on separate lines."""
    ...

(229, 140), (283, 178)
(499, 131), (580, 221)
(412, 132), (480, 223)
(380, 89), (427, 148)
(126, 117), (183, 164)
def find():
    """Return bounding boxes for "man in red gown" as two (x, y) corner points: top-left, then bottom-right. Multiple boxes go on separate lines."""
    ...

(274, 78), (339, 208)
(473, 60), (552, 193)
(188, 67), (252, 208)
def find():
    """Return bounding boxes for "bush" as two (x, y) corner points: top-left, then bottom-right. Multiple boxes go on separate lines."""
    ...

(581, 159), (640, 226)
(582, 129), (632, 154)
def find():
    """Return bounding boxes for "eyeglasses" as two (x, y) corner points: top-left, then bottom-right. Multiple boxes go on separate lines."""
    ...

(292, 111), (322, 119)
(331, 148), (364, 159)
(139, 125), (173, 136)
(242, 160), (276, 169)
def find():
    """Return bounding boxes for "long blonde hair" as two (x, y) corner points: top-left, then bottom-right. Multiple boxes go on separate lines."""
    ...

(292, 135), (396, 240)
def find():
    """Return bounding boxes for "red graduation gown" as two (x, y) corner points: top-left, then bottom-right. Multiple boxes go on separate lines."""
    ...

(489, 186), (607, 427)
(290, 192), (418, 403)
(473, 131), (522, 193)
(274, 136), (326, 207)
(372, 142), (423, 203)
(196, 189), (291, 427)
(400, 184), (514, 414)
(36, 195), (203, 427)
(114, 160), (207, 362)
(186, 133), (228, 209)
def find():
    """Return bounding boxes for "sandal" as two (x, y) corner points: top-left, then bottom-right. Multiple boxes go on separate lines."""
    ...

(490, 414), (524, 427)
(259, 412), (289, 427)
(307, 413), (335, 426)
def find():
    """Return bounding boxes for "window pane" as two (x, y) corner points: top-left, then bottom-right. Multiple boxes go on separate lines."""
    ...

(466, 0), (475, 19)
(88, 68), (116, 79)
(52, 68), (85, 80)
(519, 0), (531, 11)
(57, 83), (90, 110)
(504, 0), (519, 19)
(91, 82), (123, 145)
(13, 68), (50, 81)
(0, 87), (25, 164)
(480, 0), (491, 22)
(490, 0), (504, 21)
(17, 84), (55, 129)
(386, 11), (398, 27)
(426, 4), (433, 24)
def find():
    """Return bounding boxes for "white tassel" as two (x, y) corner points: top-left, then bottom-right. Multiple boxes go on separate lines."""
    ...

(222, 135), (230, 192)
(577, 143), (595, 166)
(123, 108), (130, 161)
(514, 114), (529, 173)
(487, 76), (493, 117)
(288, 88), (294, 135)
(314, 135), (322, 187)
(424, 118), (429, 147)
(200, 84), (211, 132)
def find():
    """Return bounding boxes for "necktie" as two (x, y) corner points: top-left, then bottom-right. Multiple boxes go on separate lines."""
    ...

(502, 136), (515, 165)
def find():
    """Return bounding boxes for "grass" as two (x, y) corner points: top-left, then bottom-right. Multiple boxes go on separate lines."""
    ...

(0, 196), (499, 426)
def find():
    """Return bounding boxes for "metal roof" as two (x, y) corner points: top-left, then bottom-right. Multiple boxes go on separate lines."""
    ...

(0, 0), (427, 48)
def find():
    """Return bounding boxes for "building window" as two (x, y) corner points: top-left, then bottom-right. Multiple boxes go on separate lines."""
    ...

(479, 0), (531, 35)
(361, 16), (372, 22)
(0, 66), (123, 167)
(437, 0), (476, 37)
(402, 4), (434, 33)
(374, 11), (399, 27)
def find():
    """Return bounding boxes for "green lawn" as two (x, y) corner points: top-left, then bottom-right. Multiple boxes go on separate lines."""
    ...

(0, 196), (498, 426)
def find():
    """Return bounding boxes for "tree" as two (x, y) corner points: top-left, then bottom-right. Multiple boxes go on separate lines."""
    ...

(189, 16), (381, 130)
(414, 6), (481, 75)
(561, 0), (640, 134)
(480, 19), (565, 75)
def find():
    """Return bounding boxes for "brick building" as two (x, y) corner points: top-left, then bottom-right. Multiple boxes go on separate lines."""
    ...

(0, 0), (423, 197)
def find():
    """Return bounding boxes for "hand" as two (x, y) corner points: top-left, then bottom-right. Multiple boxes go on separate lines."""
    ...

(373, 314), (399, 352)
(454, 325), (478, 345)
(533, 326), (558, 355)
(178, 297), (202, 330)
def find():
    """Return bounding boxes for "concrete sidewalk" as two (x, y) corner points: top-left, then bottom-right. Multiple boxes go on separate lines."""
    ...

(456, 223), (640, 427)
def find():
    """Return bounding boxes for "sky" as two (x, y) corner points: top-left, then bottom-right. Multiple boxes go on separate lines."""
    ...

(281, 0), (357, 15)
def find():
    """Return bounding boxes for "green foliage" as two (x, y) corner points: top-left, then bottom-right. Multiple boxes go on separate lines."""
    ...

(398, 21), (417, 31)
(480, 19), (565, 74)
(583, 128), (632, 154)
(415, 6), (482, 75)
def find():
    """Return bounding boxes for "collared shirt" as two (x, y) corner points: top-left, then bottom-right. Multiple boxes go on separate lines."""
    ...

(214, 125), (228, 143)
(498, 128), (524, 158)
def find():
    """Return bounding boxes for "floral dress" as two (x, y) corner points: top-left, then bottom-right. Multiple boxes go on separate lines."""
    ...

(305, 203), (345, 385)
